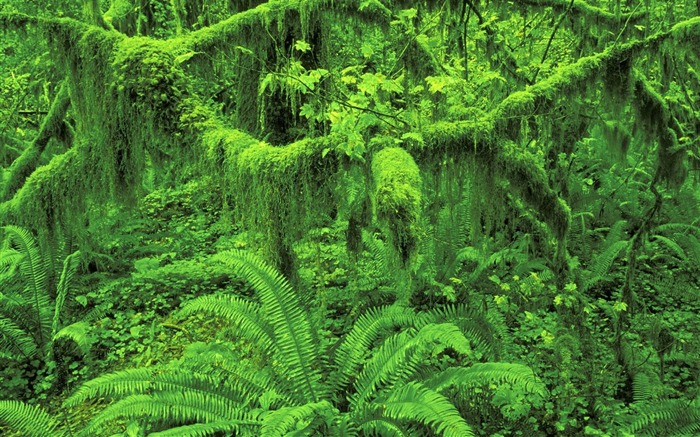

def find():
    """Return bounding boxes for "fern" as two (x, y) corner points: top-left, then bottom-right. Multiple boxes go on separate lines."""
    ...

(331, 305), (418, 393)
(375, 381), (475, 437)
(79, 392), (257, 436)
(632, 372), (653, 403)
(2, 225), (52, 349)
(423, 363), (547, 399)
(51, 250), (81, 338)
(584, 238), (629, 291)
(0, 400), (65, 437)
(53, 320), (93, 355)
(0, 226), (83, 380)
(622, 398), (700, 436)
(424, 304), (500, 360)
(0, 315), (37, 359)
(213, 249), (323, 403)
(351, 323), (471, 407)
(260, 400), (333, 436)
(177, 294), (274, 355)
(149, 421), (258, 437)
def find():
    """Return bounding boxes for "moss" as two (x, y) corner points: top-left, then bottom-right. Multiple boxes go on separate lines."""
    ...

(371, 147), (423, 265)
(497, 141), (571, 244)
(520, 0), (646, 24)
(631, 73), (688, 187)
(203, 126), (338, 266)
(1, 149), (85, 233)
(671, 16), (700, 46)
(1, 83), (71, 202)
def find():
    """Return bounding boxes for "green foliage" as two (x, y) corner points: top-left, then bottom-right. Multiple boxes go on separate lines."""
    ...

(66, 250), (543, 435)
(0, 400), (65, 437)
(621, 398), (700, 436)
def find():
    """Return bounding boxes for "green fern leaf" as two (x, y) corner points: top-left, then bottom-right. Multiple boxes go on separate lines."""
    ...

(52, 250), (81, 338)
(423, 363), (547, 399)
(177, 294), (274, 355)
(0, 315), (37, 359)
(632, 372), (653, 402)
(260, 400), (333, 436)
(0, 400), (64, 437)
(214, 250), (323, 403)
(351, 323), (471, 407)
(377, 381), (474, 437)
(331, 305), (418, 393)
(424, 304), (499, 360)
(53, 320), (93, 355)
(80, 392), (257, 437)
(623, 398), (700, 434)
(3, 225), (52, 349)
(150, 420), (260, 437)
(651, 235), (687, 261)
(585, 239), (628, 290)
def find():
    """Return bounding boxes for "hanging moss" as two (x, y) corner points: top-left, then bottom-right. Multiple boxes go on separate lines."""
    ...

(631, 73), (687, 188)
(602, 50), (633, 105)
(104, 0), (137, 34)
(203, 124), (338, 266)
(671, 16), (700, 46)
(0, 149), (86, 232)
(1, 83), (71, 202)
(371, 147), (423, 266)
(497, 141), (571, 244)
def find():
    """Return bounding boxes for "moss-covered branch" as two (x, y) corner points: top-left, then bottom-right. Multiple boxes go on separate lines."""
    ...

(0, 148), (85, 231)
(415, 121), (570, 245)
(174, 0), (379, 52)
(517, 0), (647, 24)
(1, 83), (71, 202)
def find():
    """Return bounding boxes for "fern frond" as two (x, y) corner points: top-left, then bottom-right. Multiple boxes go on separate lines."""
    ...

(214, 250), (322, 403)
(177, 294), (274, 355)
(150, 420), (260, 437)
(362, 230), (388, 270)
(632, 372), (653, 403)
(651, 235), (687, 261)
(180, 344), (281, 405)
(652, 223), (700, 236)
(377, 381), (474, 437)
(79, 392), (256, 437)
(0, 248), (22, 273)
(0, 400), (64, 437)
(606, 220), (629, 243)
(52, 250), (81, 338)
(260, 400), (333, 436)
(683, 234), (700, 265)
(64, 367), (158, 407)
(357, 415), (408, 437)
(53, 320), (93, 355)
(3, 225), (52, 348)
(423, 304), (498, 360)
(0, 315), (37, 359)
(455, 246), (488, 281)
(331, 305), (418, 393)
(585, 239), (628, 290)
(351, 323), (471, 407)
(66, 366), (257, 409)
(623, 398), (700, 435)
(423, 363), (547, 399)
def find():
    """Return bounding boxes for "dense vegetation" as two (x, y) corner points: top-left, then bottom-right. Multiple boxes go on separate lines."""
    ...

(0, 0), (699, 435)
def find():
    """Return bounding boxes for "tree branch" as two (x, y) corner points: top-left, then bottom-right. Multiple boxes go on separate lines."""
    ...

(1, 82), (71, 202)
